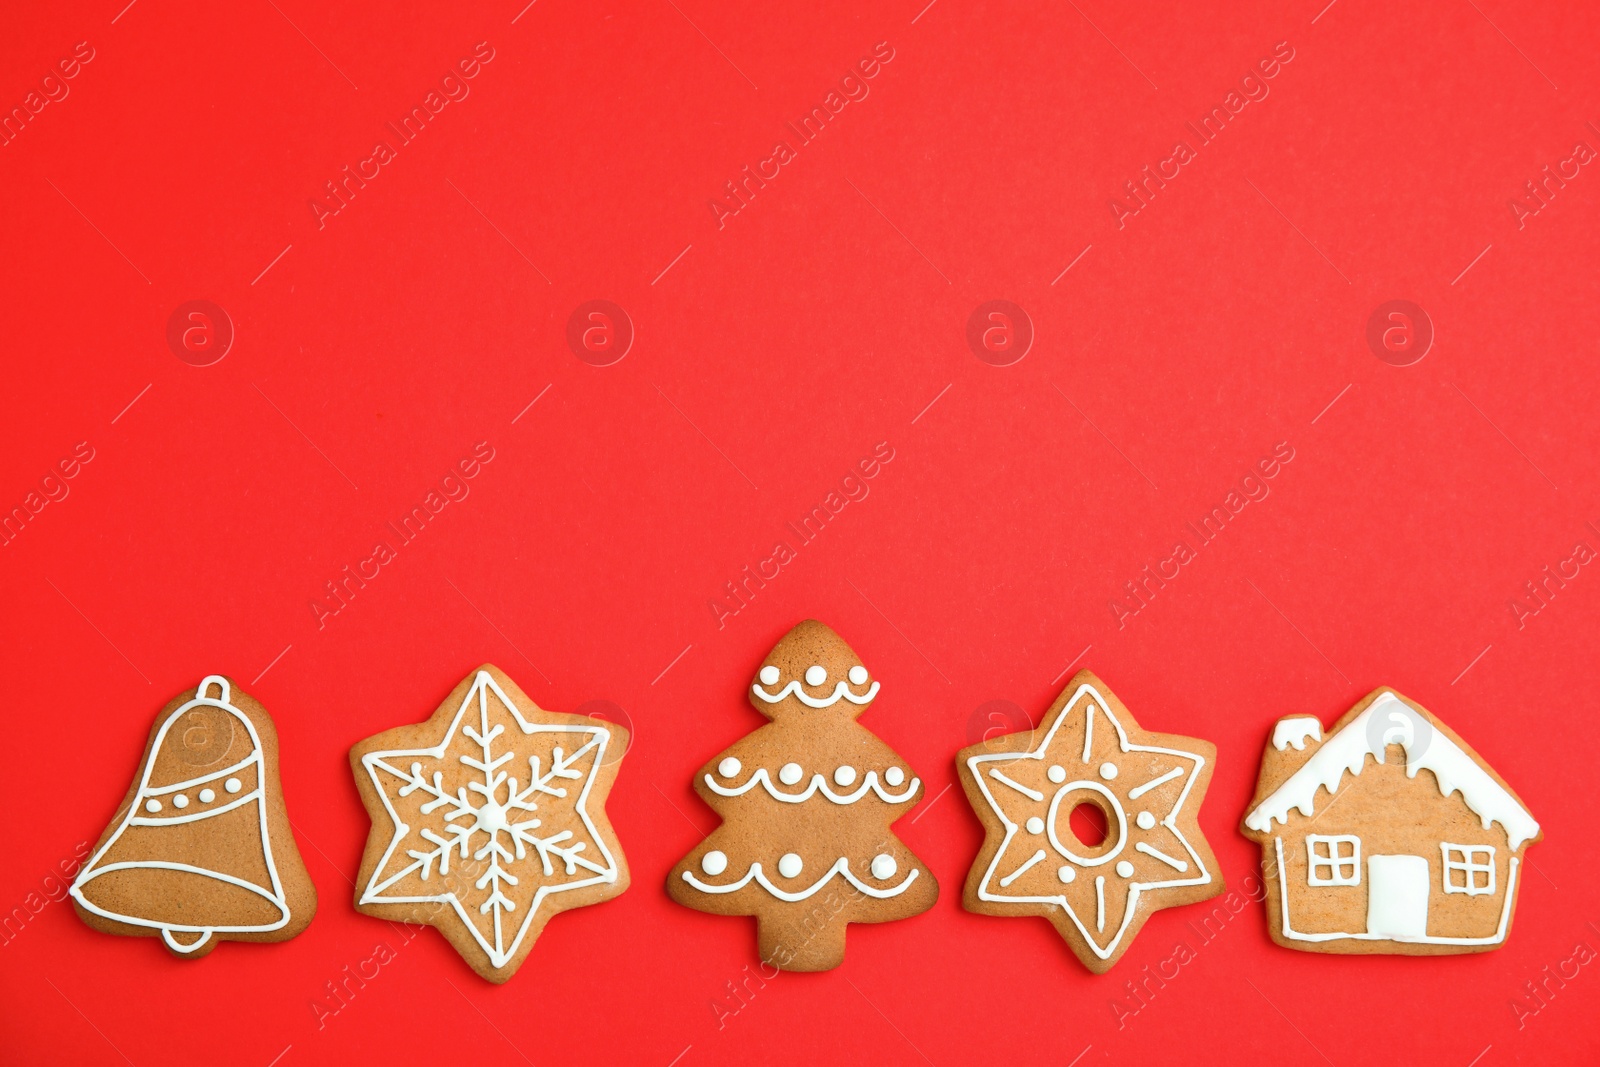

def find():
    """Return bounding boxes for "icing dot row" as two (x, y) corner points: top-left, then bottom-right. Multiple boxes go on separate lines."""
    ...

(713, 760), (906, 788)
(142, 776), (243, 814)
(697, 850), (900, 881)
(757, 664), (872, 687)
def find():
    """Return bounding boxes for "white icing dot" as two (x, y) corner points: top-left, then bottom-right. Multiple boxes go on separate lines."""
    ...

(145, 799), (162, 813)
(225, 777), (242, 793)
(883, 767), (905, 787)
(834, 765), (857, 787)
(1047, 765), (1067, 784)
(759, 665), (780, 685)
(870, 854), (897, 880)
(848, 665), (869, 685)
(1136, 811), (1156, 830)
(778, 853), (804, 878)
(1025, 816), (1045, 835)
(779, 762), (804, 785)
(199, 788), (215, 803)
(172, 794), (189, 809)
(1116, 861), (1135, 878)
(718, 757), (742, 778)
(1099, 762), (1119, 781)
(804, 665), (827, 687)
(1058, 865), (1075, 883)
(701, 851), (728, 876)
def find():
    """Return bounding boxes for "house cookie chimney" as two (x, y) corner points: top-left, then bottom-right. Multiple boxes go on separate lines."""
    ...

(1256, 715), (1324, 793)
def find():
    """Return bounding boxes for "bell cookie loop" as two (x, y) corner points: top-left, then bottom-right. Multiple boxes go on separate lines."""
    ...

(196, 675), (231, 706)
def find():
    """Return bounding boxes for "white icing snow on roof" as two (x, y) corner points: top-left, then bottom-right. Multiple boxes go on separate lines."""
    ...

(1272, 717), (1322, 751)
(1244, 693), (1539, 850)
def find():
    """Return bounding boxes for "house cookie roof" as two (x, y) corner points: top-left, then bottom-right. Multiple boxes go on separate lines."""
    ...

(1243, 692), (1540, 850)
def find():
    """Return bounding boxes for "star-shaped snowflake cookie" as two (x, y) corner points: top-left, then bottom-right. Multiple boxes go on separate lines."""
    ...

(351, 665), (629, 982)
(957, 670), (1222, 972)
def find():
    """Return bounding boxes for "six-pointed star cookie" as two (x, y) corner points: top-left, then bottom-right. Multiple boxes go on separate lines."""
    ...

(957, 670), (1222, 972)
(350, 664), (629, 982)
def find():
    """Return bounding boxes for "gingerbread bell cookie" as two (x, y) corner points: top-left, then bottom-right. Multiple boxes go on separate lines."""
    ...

(351, 665), (629, 983)
(1241, 687), (1540, 954)
(70, 675), (317, 957)
(667, 620), (937, 972)
(957, 670), (1222, 973)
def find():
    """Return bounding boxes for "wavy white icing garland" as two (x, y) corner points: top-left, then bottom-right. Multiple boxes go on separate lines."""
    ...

(750, 679), (880, 708)
(703, 767), (920, 805)
(682, 857), (920, 902)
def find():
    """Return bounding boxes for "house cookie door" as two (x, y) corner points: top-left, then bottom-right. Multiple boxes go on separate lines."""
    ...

(1366, 854), (1429, 939)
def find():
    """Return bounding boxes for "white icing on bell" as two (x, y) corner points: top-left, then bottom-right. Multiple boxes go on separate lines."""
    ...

(804, 665), (827, 687)
(173, 794), (189, 809)
(718, 757), (742, 778)
(870, 854), (897, 880)
(701, 851), (728, 876)
(777, 853), (804, 878)
(1116, 861), (1135, 878)
(145, 799), (161, 813)
(1025, 816), (1045, 835)
(1099, 762), (1118, 781)
(199, 788), (216, 803)
(778, 762), (803, 785)
(834, 765), (857, 786)
(759, 665), (780, 686)
(225, 777), (242, 794)
(848, 665), (869, 685)
(883, 767), (905, 787)
(1047, 765), (1066, 784)
(1136, 811), (1156, 830)
(1057, 865), (1075, 883)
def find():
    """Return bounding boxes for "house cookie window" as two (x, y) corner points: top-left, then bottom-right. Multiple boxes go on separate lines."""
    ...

(1441, 844), (1495, 896)
(1306, 835), (1360, 886)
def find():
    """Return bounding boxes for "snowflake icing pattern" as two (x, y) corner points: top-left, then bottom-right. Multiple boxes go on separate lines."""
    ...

(359, 671), (618, 967)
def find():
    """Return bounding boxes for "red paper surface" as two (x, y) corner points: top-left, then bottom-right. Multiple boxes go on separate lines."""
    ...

(2, 1), (1598, 1064)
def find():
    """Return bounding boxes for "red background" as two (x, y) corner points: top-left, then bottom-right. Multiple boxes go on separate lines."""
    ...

(2, 1), (1598, 1064)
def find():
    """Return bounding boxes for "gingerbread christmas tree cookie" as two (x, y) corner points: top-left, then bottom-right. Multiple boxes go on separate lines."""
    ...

(71, 675), (317, 957)
(667, 620), (938, 971)
(350, 665), (629, 983)
(957, 670), (1222, 973)
(1241, 687), (1541, 954)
